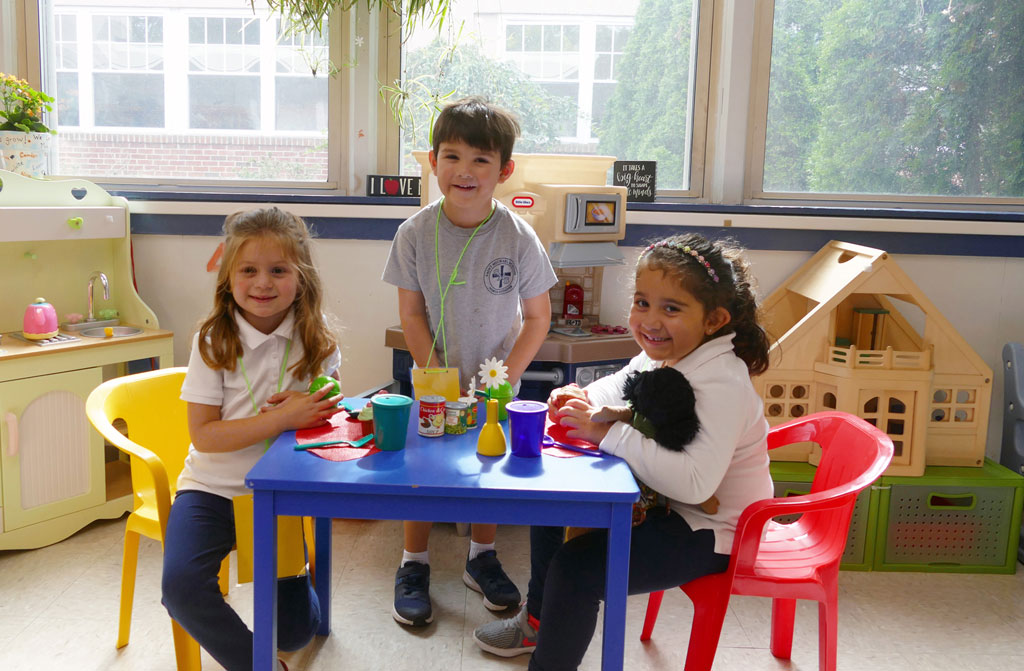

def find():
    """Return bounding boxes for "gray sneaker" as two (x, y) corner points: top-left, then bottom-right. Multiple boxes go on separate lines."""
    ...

(472, 608), (537, 657)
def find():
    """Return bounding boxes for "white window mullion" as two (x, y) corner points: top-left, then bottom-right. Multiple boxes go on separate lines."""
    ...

(577, 22), (595, 143)
(77, 12), (95, 128)
(259, 17), (276, 132)
(163, 14), (188, 131)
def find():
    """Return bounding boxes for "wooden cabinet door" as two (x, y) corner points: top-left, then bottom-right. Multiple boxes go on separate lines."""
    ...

(0, 367), (104, 531)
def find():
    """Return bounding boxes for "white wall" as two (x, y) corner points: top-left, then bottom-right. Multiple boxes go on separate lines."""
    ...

(131, 231), (1024, 461)
(130, 235), (400, 397)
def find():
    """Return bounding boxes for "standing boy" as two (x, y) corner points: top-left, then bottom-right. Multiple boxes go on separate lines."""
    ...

(381, 96), (557, 626)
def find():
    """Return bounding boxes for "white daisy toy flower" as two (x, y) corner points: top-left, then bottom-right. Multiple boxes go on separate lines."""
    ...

(478, 357), (509, 390)
(466, 377), (478, 398)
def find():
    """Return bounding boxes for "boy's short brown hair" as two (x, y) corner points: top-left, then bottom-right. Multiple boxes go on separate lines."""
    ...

(431, 96), (521, 167)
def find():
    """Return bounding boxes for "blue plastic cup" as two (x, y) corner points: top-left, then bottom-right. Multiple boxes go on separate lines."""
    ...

(371, 394), (414, 451)
(506, 400), (548, 458)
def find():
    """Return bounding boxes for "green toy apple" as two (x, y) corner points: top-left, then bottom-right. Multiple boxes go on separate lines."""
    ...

(309, 375), (342, 398)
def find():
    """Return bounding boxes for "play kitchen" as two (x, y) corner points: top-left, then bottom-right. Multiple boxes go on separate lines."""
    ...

(387, 153), (640, 401)
(0, 169), (173, 550)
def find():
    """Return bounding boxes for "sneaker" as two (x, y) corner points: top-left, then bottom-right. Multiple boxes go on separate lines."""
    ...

(393, 561), (433, 626)
(473, 608), (538, 657)
(463, 550), (522, 611)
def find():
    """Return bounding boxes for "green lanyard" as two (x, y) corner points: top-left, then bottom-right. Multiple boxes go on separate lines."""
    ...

(428, 197), (496, 368)
(238, 338), (292, 450)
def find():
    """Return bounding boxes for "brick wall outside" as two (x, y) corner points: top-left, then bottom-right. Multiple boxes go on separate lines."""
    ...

(54, 131), (329, 181)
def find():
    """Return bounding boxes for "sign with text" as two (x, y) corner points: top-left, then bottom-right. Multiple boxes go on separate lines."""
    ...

(367, 174), (421, 198)
(613, 161), (656, 202)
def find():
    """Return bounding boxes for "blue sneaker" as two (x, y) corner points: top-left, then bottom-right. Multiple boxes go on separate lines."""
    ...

(393, 562), (432, 626)
(463, 550), (521, 611)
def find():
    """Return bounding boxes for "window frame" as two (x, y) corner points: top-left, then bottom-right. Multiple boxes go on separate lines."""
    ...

(5, 0), (1020, 212)
(13, 0), (395, 195)
(743, 0), (1024, 210)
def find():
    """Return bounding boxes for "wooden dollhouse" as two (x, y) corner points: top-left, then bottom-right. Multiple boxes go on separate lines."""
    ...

(756, 240), (992, 476)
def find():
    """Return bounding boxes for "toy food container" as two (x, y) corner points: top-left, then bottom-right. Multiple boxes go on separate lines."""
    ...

(23, 297), (59, 340)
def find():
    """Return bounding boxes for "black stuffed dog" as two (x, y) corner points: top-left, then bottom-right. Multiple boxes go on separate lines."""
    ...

(591, 366), (718, 516)
(621, 367), (701, 451)
(591, 367), (701, 450)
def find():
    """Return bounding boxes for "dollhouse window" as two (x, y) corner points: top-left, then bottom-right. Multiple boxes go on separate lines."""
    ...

(764, 383), (809, 419)
(930, 387), (977, 424)
(861, 393), (908, 457)
(822, 392), (837, 409)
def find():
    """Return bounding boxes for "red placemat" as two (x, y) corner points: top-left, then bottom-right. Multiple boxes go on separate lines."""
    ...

(294, 415), (379, 462)
(543, 418), (600, 458)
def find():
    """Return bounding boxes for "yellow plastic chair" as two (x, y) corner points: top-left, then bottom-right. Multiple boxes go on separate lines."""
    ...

(86, 367), (228, 671)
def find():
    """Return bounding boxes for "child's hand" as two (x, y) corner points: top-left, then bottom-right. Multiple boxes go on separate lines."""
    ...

(263, 385), (343, 430)
(556, 398), (614, 446)
(547, 383), (589, 421)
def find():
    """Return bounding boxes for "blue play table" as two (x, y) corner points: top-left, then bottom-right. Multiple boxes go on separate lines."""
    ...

(247, 399), (640, 671)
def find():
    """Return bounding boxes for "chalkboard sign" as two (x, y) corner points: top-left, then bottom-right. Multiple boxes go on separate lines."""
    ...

(367, 174), (421, 198)
(613, 161), (656, 202)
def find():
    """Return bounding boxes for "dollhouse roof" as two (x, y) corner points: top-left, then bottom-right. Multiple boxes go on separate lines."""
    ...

(761, 240), (990, 378)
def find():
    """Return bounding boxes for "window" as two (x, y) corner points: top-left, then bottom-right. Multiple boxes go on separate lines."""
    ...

(397, 0), (709, 193)
(91, 15), (164, 128)
(753, 0), (1024, 201)
(39, 1), (331, 182)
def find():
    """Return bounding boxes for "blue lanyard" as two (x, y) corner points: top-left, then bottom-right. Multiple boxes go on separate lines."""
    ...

(238, 338), (292, 450)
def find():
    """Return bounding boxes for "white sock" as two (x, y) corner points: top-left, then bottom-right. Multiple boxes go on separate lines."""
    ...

(468, 540), (495, 560)
(402, 550), (429, 567)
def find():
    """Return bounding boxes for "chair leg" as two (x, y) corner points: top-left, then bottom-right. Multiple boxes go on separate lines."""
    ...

(217, 554), (230, 596)
(171, 618), (202, 671)
(639, 590), (665, 641)
(818, 600), (838, 671)
(303, 516), (316, 581)
(683, 586), (730, 671)
(770, 597), (796, 660)
(117, 529), (141, 648)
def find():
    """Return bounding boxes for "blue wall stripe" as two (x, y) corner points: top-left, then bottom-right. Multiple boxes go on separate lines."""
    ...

(131, 213), (1024, 257)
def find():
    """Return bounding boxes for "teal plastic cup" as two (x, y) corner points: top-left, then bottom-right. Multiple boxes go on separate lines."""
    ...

(370, 394), (414, 451)
(506, 400), (548, 458)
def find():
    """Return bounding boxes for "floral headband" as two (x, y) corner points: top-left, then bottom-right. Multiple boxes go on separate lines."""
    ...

(643, 240), (719, 283)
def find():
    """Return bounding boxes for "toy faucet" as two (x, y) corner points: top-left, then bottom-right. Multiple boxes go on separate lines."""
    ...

(477, 399), (506, 456)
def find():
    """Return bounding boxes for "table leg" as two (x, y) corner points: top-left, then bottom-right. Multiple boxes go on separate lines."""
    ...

(601, 502), (632, 671)
(314, 516), (332, 635)
(253, 490), (278, 671)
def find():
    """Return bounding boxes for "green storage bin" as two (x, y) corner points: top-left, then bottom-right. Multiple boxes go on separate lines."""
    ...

(874, 458), (1024, 574)
(769, 461), (879, 571)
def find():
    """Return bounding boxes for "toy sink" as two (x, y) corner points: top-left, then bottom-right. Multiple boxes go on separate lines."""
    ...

(78, 326), (143, 338)
(61, 318), (120, 331)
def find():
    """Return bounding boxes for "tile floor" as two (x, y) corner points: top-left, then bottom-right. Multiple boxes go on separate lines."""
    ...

(1, 517), (1023, 671)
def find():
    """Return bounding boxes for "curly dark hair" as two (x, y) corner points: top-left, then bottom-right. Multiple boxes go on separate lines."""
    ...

(637, 233), (771, 375)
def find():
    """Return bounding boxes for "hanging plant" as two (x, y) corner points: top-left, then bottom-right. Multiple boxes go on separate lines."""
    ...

(258, 0), (453, 39)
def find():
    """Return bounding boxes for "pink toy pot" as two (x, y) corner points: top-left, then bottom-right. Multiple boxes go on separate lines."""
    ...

(23, 297), (59, 340)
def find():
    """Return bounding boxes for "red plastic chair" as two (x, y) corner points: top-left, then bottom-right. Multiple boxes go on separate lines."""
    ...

(639, 411), (893, 671)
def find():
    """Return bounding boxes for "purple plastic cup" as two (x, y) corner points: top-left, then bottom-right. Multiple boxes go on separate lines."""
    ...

(506, 400), (548, 458)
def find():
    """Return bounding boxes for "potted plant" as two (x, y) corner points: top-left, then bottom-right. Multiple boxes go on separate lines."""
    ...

(0, 73), (56, 178)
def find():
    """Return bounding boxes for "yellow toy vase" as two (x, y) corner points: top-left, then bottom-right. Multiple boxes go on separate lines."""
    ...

(477, 398), (507, 456)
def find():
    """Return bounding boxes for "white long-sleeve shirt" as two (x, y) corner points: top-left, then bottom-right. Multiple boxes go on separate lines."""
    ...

(590, 334), (772, 554)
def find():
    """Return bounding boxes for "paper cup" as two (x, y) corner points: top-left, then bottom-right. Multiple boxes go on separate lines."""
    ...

(371, 394), (414, 451)
(506, 400), (548, 458)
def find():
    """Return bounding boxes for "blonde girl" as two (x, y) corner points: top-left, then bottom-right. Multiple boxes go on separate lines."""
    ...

(162, 207), (342, 671)
(473, 233), (774, 670)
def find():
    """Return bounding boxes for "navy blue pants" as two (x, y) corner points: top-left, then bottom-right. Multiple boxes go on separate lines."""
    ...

(526, 509), (729, 671)
(161, 490), (320, 671)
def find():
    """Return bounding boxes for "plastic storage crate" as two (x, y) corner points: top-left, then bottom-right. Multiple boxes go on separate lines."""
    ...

(769, 461), (879, 571)
(873, 458), (1024, 574)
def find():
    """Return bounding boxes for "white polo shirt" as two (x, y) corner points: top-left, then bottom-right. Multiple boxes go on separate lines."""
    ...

(177, 310), (341, 500)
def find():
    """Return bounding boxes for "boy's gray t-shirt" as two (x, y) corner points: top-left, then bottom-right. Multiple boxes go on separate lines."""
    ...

(382, 198), (558, 390)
